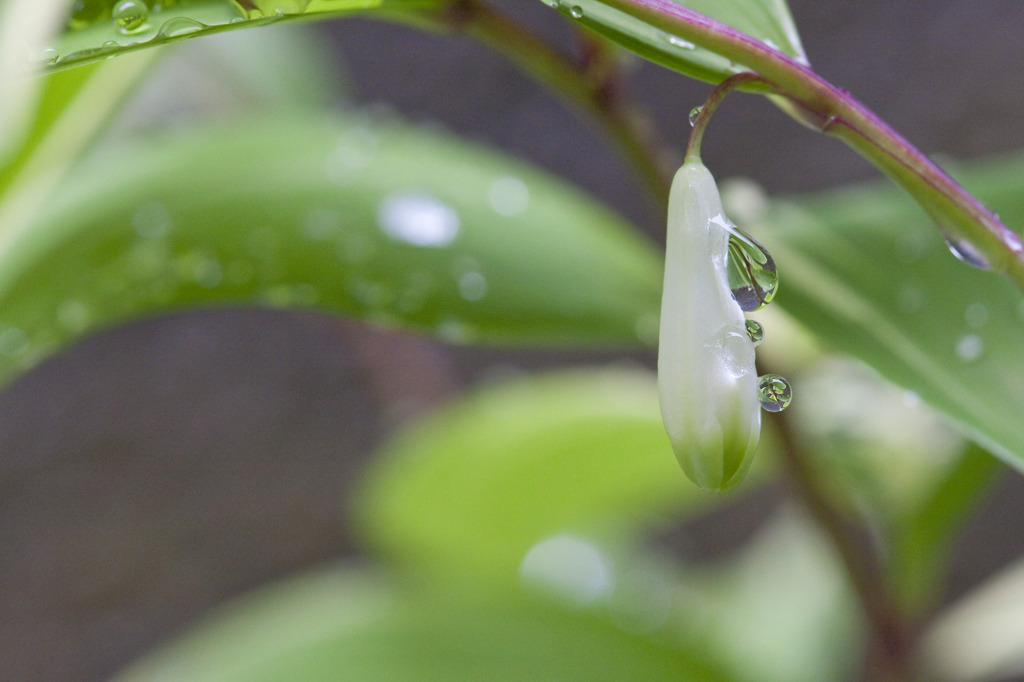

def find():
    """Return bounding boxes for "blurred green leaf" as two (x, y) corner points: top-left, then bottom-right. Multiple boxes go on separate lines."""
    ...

(0, 114), (662, 382)
(667, 510), (862, 682)
(920, 554), (1024, 681)
(550, 0), (806, 84)
(753, 155), (1024, 471)
(889, 445), (1000, 613)
(354, 368), (768, 584)
(113, 564), (731, 682)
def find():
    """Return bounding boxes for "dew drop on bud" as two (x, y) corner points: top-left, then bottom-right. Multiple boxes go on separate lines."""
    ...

(745, 319), (764, 346)
(688, 106), (703, 127)
(724, 224), (778, 311)
(569, 5), (583, 18)
(757, 374), (792, 412)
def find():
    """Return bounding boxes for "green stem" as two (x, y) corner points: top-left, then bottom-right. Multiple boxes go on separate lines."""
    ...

(588, 0), (1024, 289)
(685, 72), (769, 161)
(418, 0), (675, 206)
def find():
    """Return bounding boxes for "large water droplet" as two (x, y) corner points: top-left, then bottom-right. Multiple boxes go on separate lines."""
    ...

(378, 193), (460, 247)
(955, 334), (984, 363)
(457, 271), (488, 301)
(964, 302), (989, 329)
(721, 221), (778, 311)
(688, 106), (703, 127)
(488, 176), (529, 217)
(113, 0), (148, 34)
(569, 5), (584, 19)
(757, 374), (792, 412)
(519, 535), (614, 606)
(944, 236), (991, 269)
(745, 319), (764, 346)
(41, 48), (59, 64)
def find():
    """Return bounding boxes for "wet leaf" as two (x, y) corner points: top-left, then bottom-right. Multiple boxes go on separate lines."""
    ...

(113, 564), (732, 682)
(547, 0), (806, 84)
(0, 114), (662, 383)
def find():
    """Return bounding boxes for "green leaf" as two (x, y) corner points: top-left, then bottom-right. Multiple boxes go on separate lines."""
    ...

(31, 0), (437, 74)
(0, 114), (662, 383)
(750, 155), (1024, 471)
(354, 368), (767, 584)
(667, 510), (862, 682)
(113, 565), (731, 682)
(548, 0), (806, 84)
(889, 445), (1000, 613)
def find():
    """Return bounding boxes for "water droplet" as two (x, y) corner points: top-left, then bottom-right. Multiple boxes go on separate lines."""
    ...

(569, 5), (584, 19)
(57, 300), (91, 332)
(745, 319), (764, 346)
(1001, 229), (1023, 253)
(520, 535), (614, 606)
(303, 208), (341, 241)
(436, 318), (477, 344)
(253, 0), (310, 15)
(0, 327), (30, 357)
(964, 302), (989, 329)
(667, 35), (695, 50)
(325, 125), (377, 184)
(157, 16), (205, 38)
(688, 106), (703, 127)
(955, 334), (984, 363)
(896, 285), (926, 314)
(719, 220), (778, 311)
(457, 272), (488, 301)
(762, 37), (781, 51)
(544, 0), (558, 7)
(193, 258), (223, 289)
(944, 236), (991, 269)
(378, 192), (460, 247)
(488, 176), (530, 217)
(113, 0), (148, 34)
(757, 374), (792, 412)
(132, 202), (171, 239)
(41, 48), (59, 64)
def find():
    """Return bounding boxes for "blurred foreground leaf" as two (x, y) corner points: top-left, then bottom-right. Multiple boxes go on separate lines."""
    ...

(354, 368), (769, 583)
(113, 564), (730, 682)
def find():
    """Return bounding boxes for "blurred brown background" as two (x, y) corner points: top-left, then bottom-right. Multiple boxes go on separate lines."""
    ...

(2, 2), (1024, 680)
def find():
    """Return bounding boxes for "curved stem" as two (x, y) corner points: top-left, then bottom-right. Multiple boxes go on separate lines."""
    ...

(423, 0), (675, 207)
(685, 72), (771, 161)
(590, 0), (1024, 290)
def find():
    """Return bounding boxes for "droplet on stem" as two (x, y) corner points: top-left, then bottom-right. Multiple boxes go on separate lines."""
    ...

(757, 374), (792, 412)
(688, 106), (703, 127)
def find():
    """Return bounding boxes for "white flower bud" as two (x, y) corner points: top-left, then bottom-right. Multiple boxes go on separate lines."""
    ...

(658, 159), (760, 492)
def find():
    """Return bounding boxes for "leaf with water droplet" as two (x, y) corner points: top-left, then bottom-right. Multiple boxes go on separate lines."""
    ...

(0, 112), (662, 386)
(541, 0), (807, 86)
(764, 152), (1024, 473)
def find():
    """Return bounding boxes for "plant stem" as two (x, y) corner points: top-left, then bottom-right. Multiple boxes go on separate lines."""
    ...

(685, 72), (769, 161)
(421, 0), (675, 206)
(587, 0), (1024, 290)
(771, 407), (915, 682)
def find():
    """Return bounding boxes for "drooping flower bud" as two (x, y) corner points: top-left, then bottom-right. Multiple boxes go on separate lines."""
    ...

(658, 159), (761, 492)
